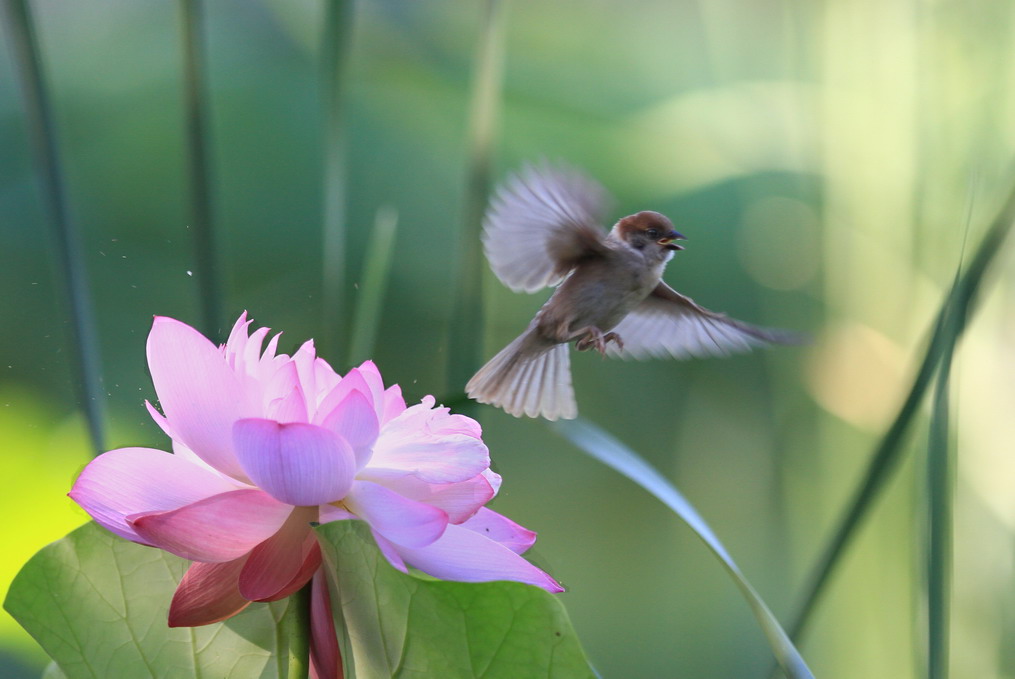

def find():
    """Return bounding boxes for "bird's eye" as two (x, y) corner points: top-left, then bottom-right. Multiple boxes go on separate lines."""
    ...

(646, 228), (659, 239)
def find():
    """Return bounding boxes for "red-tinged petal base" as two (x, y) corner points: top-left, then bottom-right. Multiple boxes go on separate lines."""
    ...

(256, 540), (322, 603)
(310, 570), (342, 679)
(169, 556), (251, 627)
(240, 505), (319, 601)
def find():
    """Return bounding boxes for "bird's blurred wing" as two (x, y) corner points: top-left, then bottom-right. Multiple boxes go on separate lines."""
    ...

(482, 163), (612, 293)
(605, 282), (803, 360)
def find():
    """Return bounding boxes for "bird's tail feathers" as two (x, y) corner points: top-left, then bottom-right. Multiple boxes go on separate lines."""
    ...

(466, 333), (576, 421)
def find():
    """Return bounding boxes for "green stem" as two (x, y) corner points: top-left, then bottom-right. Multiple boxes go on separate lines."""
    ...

(447, 0), (506, 403)
(320, 0), (354, 361)
(286, 581), (313, 679)
(348, 206), (398, 364)
(179, 0), (223, 340)
(1, 0), (106, 455)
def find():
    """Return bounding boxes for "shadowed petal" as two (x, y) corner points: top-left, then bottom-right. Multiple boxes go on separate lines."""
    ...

(458, 507), (536, 554)
(169, 556), (251, 627)
(371, 529), (408, 573)
(240, 506), (318, 601)
(69, 447), (243, 543)
(356, 470), (494, 524)
(319, 505), (356, 523)
(256, 540), (322, 603)
(394, 523), (562, 593)
(234, 419), (356, 506)
(310, 570), (340, 679)
(345, 481), (448, 548)
(147, 316), (256, 480)
(129, 489), (293, 563)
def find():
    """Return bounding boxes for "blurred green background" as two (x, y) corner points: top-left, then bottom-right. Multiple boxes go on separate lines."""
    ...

(3, 1), (1015, 677)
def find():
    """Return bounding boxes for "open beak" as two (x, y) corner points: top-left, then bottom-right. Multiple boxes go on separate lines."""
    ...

(658, 230), (686, 251)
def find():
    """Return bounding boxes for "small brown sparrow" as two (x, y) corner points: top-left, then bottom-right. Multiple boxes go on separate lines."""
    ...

(465, 163), (799, 420)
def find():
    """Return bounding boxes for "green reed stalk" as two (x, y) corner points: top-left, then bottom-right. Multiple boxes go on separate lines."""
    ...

(447, 0), (506, 403)
(2, 0), (106, 454)
(179, 0), (223, 339)
(320, 0), (354, 361)
(786, 176), (1015, 643)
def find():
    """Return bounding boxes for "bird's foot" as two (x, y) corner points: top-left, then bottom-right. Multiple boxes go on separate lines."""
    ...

(575, 328), (623, 356)
(603, 331), (623, 352)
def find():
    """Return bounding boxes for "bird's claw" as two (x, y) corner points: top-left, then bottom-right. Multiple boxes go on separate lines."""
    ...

(576, 328), (623, 356)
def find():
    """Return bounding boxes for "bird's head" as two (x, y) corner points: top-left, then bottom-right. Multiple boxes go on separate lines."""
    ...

(614, 211), (686, 255)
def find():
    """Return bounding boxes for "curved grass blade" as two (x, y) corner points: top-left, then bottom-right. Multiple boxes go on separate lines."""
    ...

(447, 0), (506, 402)
(179, 0), (223, 339)
(785, 176), (1015, 644)
(320, 0), (354, 360)
(348, 206), (398, 364)
(1, 0), (106, 455)
(553, 417), (814, 679)
(926, 313), (956, 679)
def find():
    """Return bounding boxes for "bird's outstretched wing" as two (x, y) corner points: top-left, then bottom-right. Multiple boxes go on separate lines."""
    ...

(482, 163), (612, 293)
(605, 282), (802, 360)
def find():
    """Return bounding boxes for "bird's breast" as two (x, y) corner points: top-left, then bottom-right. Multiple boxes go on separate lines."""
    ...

(535, 258), (660, 341)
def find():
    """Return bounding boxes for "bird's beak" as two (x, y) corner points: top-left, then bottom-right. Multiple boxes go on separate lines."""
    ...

(658, 230), (686, 251)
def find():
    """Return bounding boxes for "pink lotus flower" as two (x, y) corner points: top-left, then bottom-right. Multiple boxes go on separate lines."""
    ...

(70, 313), (561, 679)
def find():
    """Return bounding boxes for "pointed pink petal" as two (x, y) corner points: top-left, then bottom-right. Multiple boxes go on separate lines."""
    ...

(381, 384), (406, 425)
(169, 556), (251, 627)
(269, 383), (310, 424)
(69, 447), (243, 543)
(293, 340), (320, 409)
(345, 481), (448, 548)
(312, 356), (342, 398)
(314, 370), (373, 427)
(239, 506), (318, 601)
(355, 360), (386, 420)
(458, 507), (536, 554)
(356, 470), (494, 524)
(172, 440), (236, 479)
(310, 570), (341, 679)
(233, 419), (356, 506)
(241, 326), (271, 371)
(320, 390), (379, 469)
(394, 523), (563, 592)
(263, 360), (302, 415)
(145, 400), (174, 439)
(263, 332), (282, 363)
(225, 312), (252, 354)
(147, 316), (256, 480)
(129, 489), (293, 562)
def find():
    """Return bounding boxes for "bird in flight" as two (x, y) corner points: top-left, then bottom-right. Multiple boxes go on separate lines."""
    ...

(466, 163), (800, 421)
